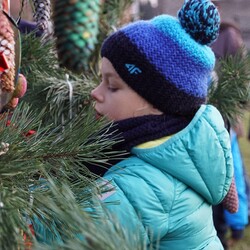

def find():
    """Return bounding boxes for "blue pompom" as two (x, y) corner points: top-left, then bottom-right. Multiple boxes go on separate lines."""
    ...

(178, 0), (220, 45)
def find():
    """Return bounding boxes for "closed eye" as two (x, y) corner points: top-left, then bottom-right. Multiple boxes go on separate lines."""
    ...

(108, 86), (118, 92)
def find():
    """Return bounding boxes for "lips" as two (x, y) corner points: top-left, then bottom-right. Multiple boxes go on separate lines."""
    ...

(92, 101), (102, 119)
(95, 110), (103, 120)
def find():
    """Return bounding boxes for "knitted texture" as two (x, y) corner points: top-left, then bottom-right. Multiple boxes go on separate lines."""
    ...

(178, 0), (220, 45)
(101, 0), (220, 116)
(222, 177), (239, 213)
(53, 0), (100, 73)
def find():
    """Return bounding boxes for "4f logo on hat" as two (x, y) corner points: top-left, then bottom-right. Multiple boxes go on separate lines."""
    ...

(125, 64), (142, 74)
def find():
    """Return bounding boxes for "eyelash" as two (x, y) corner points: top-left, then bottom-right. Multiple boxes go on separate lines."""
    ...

(108, 86), (118, 92)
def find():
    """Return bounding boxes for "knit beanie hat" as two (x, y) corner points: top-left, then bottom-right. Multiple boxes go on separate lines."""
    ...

(101, 0), (220, 116)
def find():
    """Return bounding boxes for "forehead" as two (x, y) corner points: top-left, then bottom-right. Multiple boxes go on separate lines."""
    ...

(101, 57), (118, 74)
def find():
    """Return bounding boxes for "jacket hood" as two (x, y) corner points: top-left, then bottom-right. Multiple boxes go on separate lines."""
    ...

(132, 105), (233, 205)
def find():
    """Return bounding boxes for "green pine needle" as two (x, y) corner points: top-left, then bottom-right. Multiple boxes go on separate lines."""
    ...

(208, 50), (250, 126)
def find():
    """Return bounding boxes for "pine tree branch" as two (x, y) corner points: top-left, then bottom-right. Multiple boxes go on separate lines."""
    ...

(208, 50), (250, 126)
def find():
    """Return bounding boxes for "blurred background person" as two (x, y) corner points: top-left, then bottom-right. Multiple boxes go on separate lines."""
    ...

(10, 0), (45, 36)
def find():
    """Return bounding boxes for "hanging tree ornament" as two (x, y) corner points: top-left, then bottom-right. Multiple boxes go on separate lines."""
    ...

(32, 0), (51, 31)
(53, 0), (101, 73)
(0, 1), (24, 113)
(0, 10), (16, 111)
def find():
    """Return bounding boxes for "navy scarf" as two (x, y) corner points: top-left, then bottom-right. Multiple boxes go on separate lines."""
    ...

(111, 114), (192, 152)
(87, 114), (193, 176)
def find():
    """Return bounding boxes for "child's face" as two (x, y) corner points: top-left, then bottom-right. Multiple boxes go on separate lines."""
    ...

(91, 57), (161, 121)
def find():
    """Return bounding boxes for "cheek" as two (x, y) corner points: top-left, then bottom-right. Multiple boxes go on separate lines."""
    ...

(104, 104), (129, 121)
(115, 95), (146, 120)
(125, 96), (146, 113)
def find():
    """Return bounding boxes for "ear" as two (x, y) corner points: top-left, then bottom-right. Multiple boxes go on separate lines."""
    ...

(133, 105), (163, 117)
(150, 106), (163, 115)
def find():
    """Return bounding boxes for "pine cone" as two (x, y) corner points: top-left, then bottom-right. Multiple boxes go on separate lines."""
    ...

(0, 11), (15, 93)
(32, 0), (51, 31)
(53, 0), (100, 73)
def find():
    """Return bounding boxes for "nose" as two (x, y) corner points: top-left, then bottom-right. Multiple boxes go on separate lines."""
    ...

(91, 85), (104, 102)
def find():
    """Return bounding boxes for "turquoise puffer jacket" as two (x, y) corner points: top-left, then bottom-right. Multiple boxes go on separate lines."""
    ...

(101, 105), (233, 249)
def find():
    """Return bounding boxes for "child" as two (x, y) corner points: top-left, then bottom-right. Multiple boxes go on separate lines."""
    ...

(35, 0), (234, 248)
(90, 0), (234, 249)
